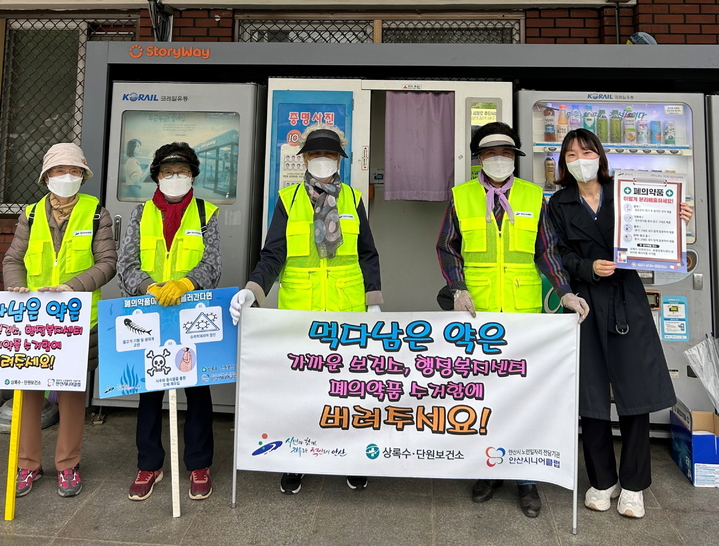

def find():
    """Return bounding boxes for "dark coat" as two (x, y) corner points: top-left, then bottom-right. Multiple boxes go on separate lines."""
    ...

(547, 181), (676, 420)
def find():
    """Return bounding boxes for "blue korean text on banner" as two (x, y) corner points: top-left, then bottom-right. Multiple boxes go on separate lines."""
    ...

(267, 90), (353, 230)
(97, 287), (238, 398)
(661, 296), (689, 342)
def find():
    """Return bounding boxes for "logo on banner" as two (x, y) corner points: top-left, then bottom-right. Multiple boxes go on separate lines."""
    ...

(128, 44), (211, 60)
(251, 433), (284, 456)
(486, 446), (505, 467)
(366, 444), (380, 460)
(129, 44), (143, 58)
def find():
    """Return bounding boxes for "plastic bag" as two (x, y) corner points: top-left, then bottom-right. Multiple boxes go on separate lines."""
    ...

(684, 335), (719, 414)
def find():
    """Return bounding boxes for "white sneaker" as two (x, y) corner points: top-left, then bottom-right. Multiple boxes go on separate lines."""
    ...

(584, 482), (621, 511)
(617, 489), (645, 518)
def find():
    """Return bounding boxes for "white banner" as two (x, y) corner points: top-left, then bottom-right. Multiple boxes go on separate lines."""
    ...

(0, 292), (92, 391)
(236, 309), (579, 489)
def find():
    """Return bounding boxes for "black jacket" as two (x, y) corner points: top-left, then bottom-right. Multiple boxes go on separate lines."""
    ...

(547, 181), (675, 419)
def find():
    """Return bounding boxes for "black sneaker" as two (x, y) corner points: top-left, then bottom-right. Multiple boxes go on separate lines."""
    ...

(280, 473), (303, 494)
(346, 476), (368, 490)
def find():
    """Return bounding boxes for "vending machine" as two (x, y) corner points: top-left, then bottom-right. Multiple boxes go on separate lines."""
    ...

(517, 90), (712, 424)
(94, 82), (266, 411)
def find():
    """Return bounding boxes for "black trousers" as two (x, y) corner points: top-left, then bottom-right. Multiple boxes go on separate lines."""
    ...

(581, 414), (651, 492)
(136, 386), (214, 472)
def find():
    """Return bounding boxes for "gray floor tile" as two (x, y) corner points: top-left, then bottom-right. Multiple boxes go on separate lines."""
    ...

(0, 534), (54, 546)
(666, 510), (719, 546)
(310, 489), (434, 546)
(435, 495), (559, 546)
(55, 481), (198, 544)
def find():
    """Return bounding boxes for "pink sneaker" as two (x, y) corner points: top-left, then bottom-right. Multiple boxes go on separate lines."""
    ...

(57, 464), (82, 497)
(16, 467), (43, 497)
(189, 467), (212, 500)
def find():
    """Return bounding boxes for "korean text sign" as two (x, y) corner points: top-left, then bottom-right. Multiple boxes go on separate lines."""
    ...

(97, 288), (238, 398)
(0, 292), (91, 392)
(236, 309), (579, 489)
(614, 170), (686, 273)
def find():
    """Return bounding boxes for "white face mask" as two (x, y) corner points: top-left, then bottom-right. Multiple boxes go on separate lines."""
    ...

(47, 173), (83, 198)
(159, 174), (193, 199)
(566, 158), (600, 183)
(307, 156), (338, 180)
(481, 156), (515, 182)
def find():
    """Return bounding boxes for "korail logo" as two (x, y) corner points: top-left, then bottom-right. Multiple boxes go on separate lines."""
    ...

(587, 93), (614, 100)
(122, 92), (159, 102)
(251, 433), (283, 456)
(486, 446), (505, 467)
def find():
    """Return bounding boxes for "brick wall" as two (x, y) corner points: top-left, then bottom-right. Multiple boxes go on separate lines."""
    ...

(140, 8), (234, 42)
(526, 1), (719, 44)
(0, 218), (18, 291)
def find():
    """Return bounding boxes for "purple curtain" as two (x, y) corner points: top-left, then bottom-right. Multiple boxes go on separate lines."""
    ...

(384, 91), (455, 201)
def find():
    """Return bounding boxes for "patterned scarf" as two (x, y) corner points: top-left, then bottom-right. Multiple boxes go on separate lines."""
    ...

(151, 187), (194, 251)
(49, 193), (79, 226)
(303, 171), (343, 259)
(479, 171), (515, 224)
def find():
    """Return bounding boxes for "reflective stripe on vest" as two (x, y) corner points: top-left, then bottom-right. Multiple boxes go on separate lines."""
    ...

(277, 183), (365, 312)
(452, 177), (543, 313)
(24, 193), (101, 326)
(139, 198), (218, 283)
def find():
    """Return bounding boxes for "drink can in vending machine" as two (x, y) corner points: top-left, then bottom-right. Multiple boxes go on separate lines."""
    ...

(650, 120), (662, 144)
(664, 120), (676, 145)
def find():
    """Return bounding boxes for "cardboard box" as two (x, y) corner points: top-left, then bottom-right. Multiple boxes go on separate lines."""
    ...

(670, 399), (719, 487)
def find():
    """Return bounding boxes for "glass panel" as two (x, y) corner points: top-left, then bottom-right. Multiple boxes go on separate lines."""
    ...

(117, 111), (241, 204)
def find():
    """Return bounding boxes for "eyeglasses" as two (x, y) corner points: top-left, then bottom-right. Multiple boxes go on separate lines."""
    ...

(48, 166), (83, 177)
(159, 168), (192, 178)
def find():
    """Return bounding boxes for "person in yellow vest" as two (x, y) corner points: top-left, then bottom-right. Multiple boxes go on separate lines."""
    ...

(2, 143), (117, 498)
(436, 122), (589, 518)
(230, 123), (383, 495)
(116, 142), (221, 501)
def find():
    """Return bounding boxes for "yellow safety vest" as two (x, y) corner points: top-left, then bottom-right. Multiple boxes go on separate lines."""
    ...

(139, 198), (218, 283)
(278, 183), (366, 312)
(24, 193), (101, 326)
(452, 177), (543, 313)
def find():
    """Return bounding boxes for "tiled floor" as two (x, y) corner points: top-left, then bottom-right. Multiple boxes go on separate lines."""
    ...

(1, 408), (717, 546)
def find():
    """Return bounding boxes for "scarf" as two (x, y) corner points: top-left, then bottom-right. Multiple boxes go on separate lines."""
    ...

(479, 171), (515, 224)
(49, 193), (79, 225)
(151, 187), (194, 251)
(303, 171), (343, 259)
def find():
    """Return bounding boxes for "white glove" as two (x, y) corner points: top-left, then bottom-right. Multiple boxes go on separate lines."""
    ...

(560, 293), (590, 324)
(367, 305), (381, 313)
(453, 290), (476, 318)
(230, 289), (256, 326)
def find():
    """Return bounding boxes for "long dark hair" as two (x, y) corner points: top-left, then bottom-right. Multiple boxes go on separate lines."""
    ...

(556, 129), (612, 186)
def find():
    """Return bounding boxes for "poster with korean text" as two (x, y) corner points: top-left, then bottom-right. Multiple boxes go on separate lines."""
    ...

(614, 170), (686, 272)
(0, 292), (91, 391)
(236, 309), (579, 489)
(97, 288), (237, 398)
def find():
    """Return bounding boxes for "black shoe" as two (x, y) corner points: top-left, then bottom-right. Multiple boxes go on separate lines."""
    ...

(280, 473), (303, 494)
(346, 476), (368, 490)
(518, 483), (542, 518)
(471, 479), (503, 503)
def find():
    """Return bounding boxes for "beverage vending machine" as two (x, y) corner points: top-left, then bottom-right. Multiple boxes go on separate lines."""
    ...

(517, 91), (712, 425)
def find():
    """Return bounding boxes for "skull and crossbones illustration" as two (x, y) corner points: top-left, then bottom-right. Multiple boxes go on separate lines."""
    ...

(146, 348), (172, 377)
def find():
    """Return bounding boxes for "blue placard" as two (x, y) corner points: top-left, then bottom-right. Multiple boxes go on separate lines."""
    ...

(97, 287), (238, 398)
(661, 296), (689, 342)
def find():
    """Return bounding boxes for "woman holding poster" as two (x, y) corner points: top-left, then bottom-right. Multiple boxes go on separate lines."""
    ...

(3, 143), (117, 498)
(116, 142), (221, 502)
(230, 123), (383, 495)
(547, 129), (692, 519)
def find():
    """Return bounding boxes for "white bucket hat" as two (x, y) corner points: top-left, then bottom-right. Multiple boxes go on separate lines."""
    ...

(37, 143), (93, 185)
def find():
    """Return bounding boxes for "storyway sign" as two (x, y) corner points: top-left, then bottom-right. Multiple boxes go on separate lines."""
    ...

(236, 309), (580, 489)
(97, 288), (238, 398)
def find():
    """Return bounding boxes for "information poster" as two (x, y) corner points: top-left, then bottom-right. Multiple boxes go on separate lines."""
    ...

(98, 288), (238, 398)
(0, 292), (91, 391)
(614, 170), (686, 272)
(268, 90), (353, 229)
(118, 110), (240, 203)
(236, 309), (579, 489)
